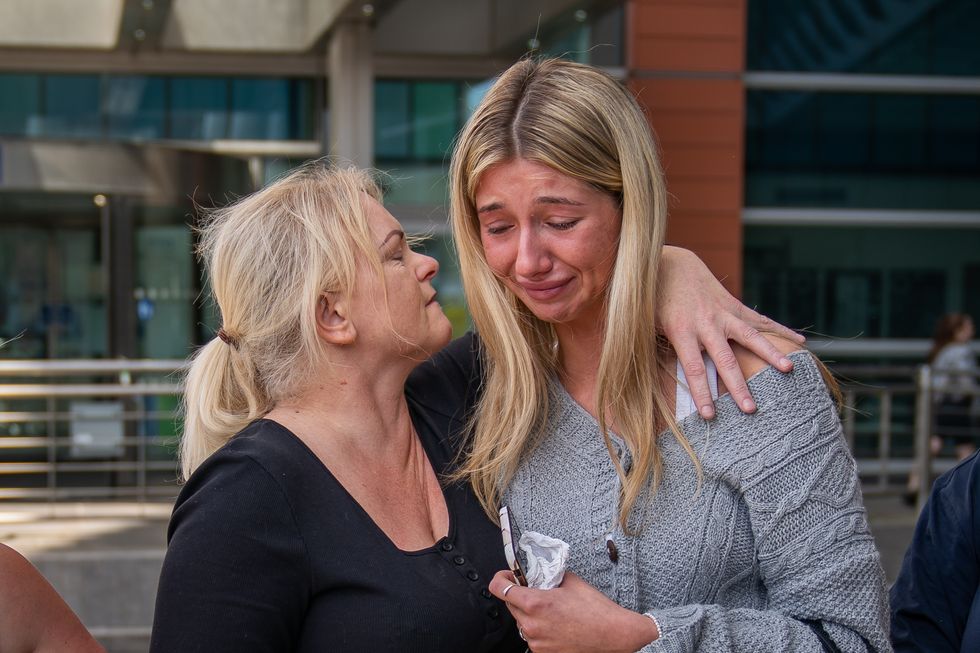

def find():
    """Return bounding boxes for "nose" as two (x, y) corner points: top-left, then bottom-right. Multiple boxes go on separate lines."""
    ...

(415, 251), (439, 283)
(514, 228), (551, 279)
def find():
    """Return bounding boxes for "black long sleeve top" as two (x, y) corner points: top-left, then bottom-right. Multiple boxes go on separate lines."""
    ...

(150, 335), (523, 652)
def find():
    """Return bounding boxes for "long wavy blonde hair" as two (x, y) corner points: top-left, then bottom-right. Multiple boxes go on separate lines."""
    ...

(179, 163), (381, 480)
(450, 58), (699, 529)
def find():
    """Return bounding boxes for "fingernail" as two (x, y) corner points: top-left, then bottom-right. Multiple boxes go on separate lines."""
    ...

(699, 406), (715, 420)
(742, 398), (756, 413)
(779, 357), (793, 370)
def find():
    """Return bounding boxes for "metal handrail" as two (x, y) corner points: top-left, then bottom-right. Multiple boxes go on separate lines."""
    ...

(0, 359), (185, 376)
(0, 357), (977, 506)
(833, 362), (979, 514)
(0, 359), (184, 503)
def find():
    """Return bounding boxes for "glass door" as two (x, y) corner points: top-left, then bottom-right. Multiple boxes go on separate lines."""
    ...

(0, 196), (105, 359)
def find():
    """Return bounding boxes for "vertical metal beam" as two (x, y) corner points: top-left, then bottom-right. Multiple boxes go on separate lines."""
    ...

(913, 365), (932, 515)
(327, 19), (374, 167)
(106, 196), (137, 359)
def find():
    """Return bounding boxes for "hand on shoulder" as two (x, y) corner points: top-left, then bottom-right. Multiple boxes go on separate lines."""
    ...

(725, 334), (806, 392)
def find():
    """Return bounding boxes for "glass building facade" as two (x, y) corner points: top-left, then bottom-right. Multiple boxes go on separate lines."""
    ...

(743, 0), (980, 340)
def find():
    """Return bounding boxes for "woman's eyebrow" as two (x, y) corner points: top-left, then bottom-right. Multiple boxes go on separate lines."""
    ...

(534, 196), (585, 207)
(379, 229), (404, 248)
(477, 201), (503, 214)
(477, 196), (585, 214)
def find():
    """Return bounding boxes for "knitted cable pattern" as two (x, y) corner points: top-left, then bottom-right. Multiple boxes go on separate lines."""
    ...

(503, 351), (891, 653)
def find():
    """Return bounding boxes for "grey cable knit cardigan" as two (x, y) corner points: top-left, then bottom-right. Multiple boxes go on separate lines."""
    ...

(503, 351), (891, 652)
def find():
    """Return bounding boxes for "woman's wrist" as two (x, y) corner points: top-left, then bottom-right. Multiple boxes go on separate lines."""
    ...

(619, 609), (660, 651)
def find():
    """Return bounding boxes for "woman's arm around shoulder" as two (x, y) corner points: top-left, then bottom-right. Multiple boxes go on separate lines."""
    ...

(150, 445), (311, 653)
(659, 246), (805, 419)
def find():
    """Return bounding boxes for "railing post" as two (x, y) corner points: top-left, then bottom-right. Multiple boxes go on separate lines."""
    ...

(878, 391), (891, 490)
(46, 395), (57, 509)
(914, 365), (932, 514)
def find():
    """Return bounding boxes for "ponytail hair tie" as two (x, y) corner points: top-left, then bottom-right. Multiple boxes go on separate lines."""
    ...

(216, 327), (239, 350)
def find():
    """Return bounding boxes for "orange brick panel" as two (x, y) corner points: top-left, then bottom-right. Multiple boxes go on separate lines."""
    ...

(661, 146), (741, 180)
(666, 212), (740, 249)
(633, 37), (743, 73)
(629, 0), (746, 72)
(634, 3), (743, 38)
(650, 112), (743, 148)
(630, 78), (742, 113)
(666, 179), (741, 213)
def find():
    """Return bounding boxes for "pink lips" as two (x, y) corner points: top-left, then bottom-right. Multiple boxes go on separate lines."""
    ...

(518, 279), (570, 301)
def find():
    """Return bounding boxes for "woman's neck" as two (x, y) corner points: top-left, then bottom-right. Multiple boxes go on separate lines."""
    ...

(266, 362), (415, 464)
(555, 321), (605, 413)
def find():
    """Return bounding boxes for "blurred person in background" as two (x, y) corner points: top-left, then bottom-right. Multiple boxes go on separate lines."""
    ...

(930, 313), (978, 461)
(905, 313), (979, 504)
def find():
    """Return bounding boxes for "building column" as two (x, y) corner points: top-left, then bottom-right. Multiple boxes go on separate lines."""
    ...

(327, 20), (374, 168)
(105, 195), (137, 359)
(627, 0), (746, 296)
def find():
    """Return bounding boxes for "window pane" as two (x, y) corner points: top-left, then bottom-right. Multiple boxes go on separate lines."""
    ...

(106, 76), (165, 140)
(746, 91), (980, 210)
(375, 80), (410, 160)
(290, 79), (316, 140)
(43, 75), (101, 138)
(411, 82), (458, 160)
(889, 270), (946, 338)
(230, 78), (289, 140)
(170, 77), (228, 140)
(748, 0), (980, 76)
(743, 225), (980, 339)
(0, 74), (41, 136)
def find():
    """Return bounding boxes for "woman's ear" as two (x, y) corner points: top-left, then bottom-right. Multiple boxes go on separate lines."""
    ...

(316, 294), (356, 345)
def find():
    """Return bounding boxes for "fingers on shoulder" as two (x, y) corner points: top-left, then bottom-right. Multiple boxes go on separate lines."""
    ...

(733, 333), (806, 378)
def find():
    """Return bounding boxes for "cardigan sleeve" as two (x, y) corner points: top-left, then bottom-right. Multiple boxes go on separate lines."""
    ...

(641, 367), (891, 653)
(149, 450), (311, 653)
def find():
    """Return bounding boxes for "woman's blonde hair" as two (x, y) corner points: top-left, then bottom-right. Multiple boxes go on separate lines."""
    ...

(449, 58), (699, 529)
(180, 163), (381, 480)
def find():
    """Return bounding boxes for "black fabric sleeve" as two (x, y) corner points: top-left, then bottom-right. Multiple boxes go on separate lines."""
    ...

(407, 331), (485, 419)
(150, 450), (311, 653)
(891, 454), (980, 653)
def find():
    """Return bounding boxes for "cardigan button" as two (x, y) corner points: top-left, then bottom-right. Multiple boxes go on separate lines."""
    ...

(440, 541), (454, 552)
(453, 555), (466, 565)
(606, 538), (619, 563)
(487, 605), (500, 618)
(481, 588), (492, 599)
(467, 570), (480, 581)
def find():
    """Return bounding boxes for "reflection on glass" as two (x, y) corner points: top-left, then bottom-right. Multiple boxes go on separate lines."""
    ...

(43, 75), (101, 138)
(746, 91), (980, 209)
(0, 224), (105, 358)
(0, 74), (41, 136)
(743, 226), (979, 339)
(170, 77), (229, 140)
(748, 0), (980, 76)
(106, 76), (166, 140)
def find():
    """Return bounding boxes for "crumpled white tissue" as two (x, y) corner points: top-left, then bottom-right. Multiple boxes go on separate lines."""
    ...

(518, 531), (570, 590)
